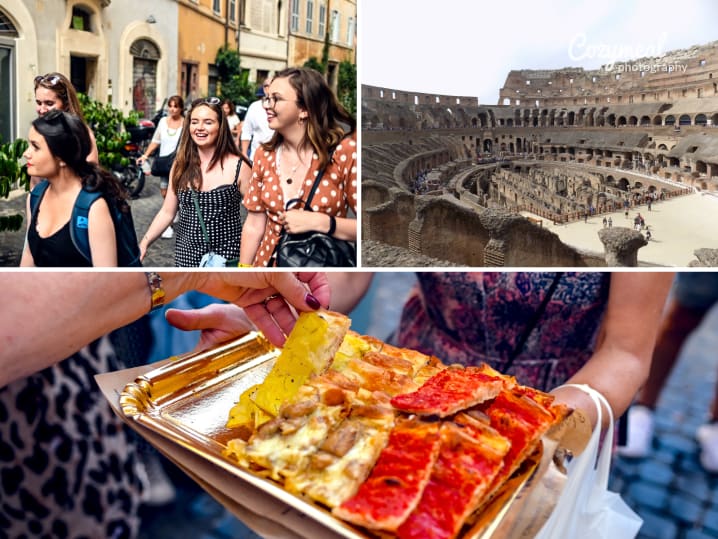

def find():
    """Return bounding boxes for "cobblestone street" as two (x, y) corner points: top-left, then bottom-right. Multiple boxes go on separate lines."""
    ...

(0, 176), (174, 267)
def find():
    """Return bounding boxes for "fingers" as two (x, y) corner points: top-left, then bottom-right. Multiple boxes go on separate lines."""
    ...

(165, 304), (257, 353)
(244, 302), (289, 347)
(265, 272), (328, 313)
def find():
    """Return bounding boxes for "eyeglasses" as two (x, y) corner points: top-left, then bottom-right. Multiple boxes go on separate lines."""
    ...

(261, 95), (298, 108)
(192, 96), (221, 107)
(34, 74), (61, 88)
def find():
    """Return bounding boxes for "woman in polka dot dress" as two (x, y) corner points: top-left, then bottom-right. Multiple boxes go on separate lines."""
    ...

(139, 98), (251, 266)
(240, 67), (357, 267)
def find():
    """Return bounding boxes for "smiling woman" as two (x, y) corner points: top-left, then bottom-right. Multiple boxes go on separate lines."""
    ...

(239, 67), (357, 267)
(139, 98), (253, 267)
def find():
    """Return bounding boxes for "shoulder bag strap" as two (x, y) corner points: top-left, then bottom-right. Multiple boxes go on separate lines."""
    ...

(504, 271), (564, 372)
(70, 188), (103, 265)
(190, 188), (213, 251)
(286, 149), (335, 211)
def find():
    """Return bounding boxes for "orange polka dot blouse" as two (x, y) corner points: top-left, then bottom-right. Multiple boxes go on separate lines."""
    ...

(244, 133), (357, 267)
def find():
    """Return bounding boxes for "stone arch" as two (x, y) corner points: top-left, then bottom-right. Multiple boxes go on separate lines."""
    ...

(607, 113), (616, 127)
(696, 161), (708, 174)
(679, 114), (692, 126)
(712, 113), (718, 126)
(652, 115), (662, 125)
(640, 115), (651, 126)
(617, 116), (627, 126)
(695, 113), (708, 126)
(618, 178), (630, 191)
(665, 115), (675, 126)
(629, 115), (638, 126)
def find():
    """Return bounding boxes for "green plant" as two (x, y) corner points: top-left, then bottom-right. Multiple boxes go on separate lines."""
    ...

(0, 137), (29, 232)
(303, 57), (324, 73)
(338, 61), (357, 116)
(78, 93), (133, 168)
(216, 46), (256, 107)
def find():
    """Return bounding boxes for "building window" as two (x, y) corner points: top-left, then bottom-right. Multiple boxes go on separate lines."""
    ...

(229, 0), (236, 22)
(291, 0), (299, 32)
(71, 6), (92, 32)
(347, 16), (354, 46)
(306, 0), (314, 33)
(318, 3), (326, 35)
(330, 10), (340, 42)
(213, 0), (221, 14)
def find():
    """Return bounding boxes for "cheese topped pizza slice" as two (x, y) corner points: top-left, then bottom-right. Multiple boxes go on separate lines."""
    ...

(283, 388), (396, 508)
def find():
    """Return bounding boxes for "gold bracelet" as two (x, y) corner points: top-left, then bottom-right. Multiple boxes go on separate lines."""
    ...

(145, 272), (165, 311)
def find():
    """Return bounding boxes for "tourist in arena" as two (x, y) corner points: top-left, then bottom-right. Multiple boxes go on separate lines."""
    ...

(239, 67), (357, 267)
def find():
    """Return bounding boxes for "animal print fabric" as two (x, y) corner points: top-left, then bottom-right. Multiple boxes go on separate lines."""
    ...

(0, 336), (142, 539)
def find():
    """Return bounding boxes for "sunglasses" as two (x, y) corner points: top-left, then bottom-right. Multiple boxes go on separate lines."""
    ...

(192, 96), (221, 107)
(34, 74), (62, 87)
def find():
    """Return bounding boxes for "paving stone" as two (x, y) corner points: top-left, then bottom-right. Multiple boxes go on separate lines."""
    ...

(638, 460), (676, 486)
(627, 481), (669, 511)
(703, 507), (718, 535)
(638, 511), (679, 539)
(686, 528), (718, 539)
(658, 432), (701, 455)
(668, 494), (705, 524)
(674, 472), (712, 500)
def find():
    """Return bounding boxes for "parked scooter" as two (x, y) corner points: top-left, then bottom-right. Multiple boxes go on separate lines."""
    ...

(114, 119), (154, 198)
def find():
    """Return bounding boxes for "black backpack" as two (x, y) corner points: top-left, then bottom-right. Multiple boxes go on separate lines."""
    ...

(30, 180), (142, 267)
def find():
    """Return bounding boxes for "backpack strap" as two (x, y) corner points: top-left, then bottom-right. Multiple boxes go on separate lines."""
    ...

(29, 179), (50, 219)
(70, 188), (103, 264)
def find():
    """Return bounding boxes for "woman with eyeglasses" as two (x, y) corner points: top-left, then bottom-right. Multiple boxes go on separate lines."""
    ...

(140, 97), (252, 266)
(21, 110), (129, 267)
(33, 72), (99, 167)
(239, 67), (357, 267)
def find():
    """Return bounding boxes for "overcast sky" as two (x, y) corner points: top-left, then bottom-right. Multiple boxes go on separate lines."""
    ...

(359, 0), (718, 104)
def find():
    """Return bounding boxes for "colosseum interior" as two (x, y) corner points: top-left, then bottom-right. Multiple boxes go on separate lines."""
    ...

(362, 41), (718, 267)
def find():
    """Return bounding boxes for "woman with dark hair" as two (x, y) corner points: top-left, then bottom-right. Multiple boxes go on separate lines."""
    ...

(137, 94), (185, 238)
(21, 110), (129, 267)
(239, 67), (357, 267)
(222, 97), (242, 148)
(139, 97), (251, 266)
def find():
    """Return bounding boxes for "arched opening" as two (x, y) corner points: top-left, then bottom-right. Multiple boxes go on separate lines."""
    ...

(483, 139), (493, 152)
(629, 116), (638, 126)
(0, 8), (19, 142)
(618, 178), (630, 191)
(696, 161), (707, 174)
(665, 115), (675, 126)
(652, 115), (662, 125)
(712, 113), (718, 126)
(695, 113), (708, 126)
(679, 114), (692, 126)
(617, 116), (627, 126)
(640, 115), (651, 126)
(607, 113), (616, 127)
(130, 38), (161, 119)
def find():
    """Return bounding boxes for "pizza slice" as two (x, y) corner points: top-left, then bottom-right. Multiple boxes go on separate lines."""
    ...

(390, 366), (506, 417)
(333, 417), (442, 531)
(283, 388), (396, 508)
(226, 310), (351, 433)
(396, 416), (511, 539)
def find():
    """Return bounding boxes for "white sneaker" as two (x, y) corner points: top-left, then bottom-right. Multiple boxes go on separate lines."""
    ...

(160, 226), (174, 239)
(617, 404), (655, 458)
(696, 423), (718, 473)
(140, 453), (176, 506)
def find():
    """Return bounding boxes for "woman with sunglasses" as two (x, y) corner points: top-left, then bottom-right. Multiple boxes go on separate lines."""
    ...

(21, 110), (129, 267)
(239, 67), (357, 267)
(33, 72), (99, 165)
(140, 97), (251, 266)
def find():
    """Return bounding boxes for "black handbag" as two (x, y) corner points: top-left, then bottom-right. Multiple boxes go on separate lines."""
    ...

(151, 150), (176, 177)
(273, 154), (356, 267)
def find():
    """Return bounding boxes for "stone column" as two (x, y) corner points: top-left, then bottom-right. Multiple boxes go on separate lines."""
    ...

(598, 227), (647, 266)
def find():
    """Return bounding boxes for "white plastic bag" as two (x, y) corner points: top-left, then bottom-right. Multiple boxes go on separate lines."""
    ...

(535, 384), (643, 539)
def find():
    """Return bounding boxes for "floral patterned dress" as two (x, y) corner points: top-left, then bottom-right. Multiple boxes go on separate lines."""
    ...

(244, 134), (357, 267)
(396, 272), (611, 391)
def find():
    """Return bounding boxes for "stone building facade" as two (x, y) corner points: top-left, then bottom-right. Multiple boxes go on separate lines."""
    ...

(362, 41), (718, 267)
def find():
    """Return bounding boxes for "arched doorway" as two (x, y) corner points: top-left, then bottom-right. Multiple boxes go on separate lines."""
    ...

(130, 38), (160, 119)
(0, 9), (19, 142)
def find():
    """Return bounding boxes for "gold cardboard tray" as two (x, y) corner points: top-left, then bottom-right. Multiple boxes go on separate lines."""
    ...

(118, 332), (570, 539)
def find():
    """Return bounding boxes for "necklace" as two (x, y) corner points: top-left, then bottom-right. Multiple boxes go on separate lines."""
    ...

(279, 145), (309, 185)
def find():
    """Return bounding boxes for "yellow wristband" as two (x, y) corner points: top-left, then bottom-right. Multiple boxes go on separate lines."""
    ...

(237, 263), (253, 268)
(145, 272), (165, 311)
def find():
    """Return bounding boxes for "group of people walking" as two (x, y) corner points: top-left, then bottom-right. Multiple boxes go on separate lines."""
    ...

(21, 67), (357, 268)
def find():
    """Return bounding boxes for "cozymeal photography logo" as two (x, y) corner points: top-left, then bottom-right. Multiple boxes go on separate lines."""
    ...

(567, 32), (685, 72)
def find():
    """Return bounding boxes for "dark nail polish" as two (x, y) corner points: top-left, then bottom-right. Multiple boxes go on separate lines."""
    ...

(305, 293), (321, 310)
